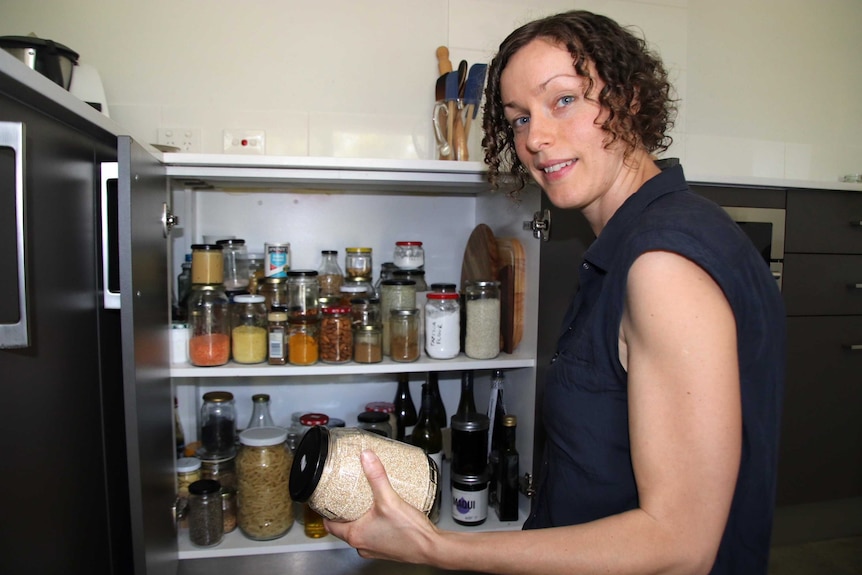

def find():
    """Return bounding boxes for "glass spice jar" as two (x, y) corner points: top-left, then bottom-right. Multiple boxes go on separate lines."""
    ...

(236, 427), (294, 541)
(230, 294), (268, 364)
(267, 309), (288, 365)
(288, 315), (320, 366)
(345, 247), (373, 279)
(393, 241), (425, 270)
(380, 279), (416, 356)
(199, 391), (237, 458)
(220, 486), (237, 533)
(319, 305), (353, 364)
(353, 324), (383, 363)
(286, 269), (320, 318)
(389, 308), (420, 362)
(464, 280), (501, 360)
(258, 276), (288, 312)
(187, 479), (224, 547)
(317, 250), (344, 297)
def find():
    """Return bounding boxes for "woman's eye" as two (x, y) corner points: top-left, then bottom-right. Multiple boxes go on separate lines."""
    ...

(510, 116), (529, 129)
(557, 95), (575, 108)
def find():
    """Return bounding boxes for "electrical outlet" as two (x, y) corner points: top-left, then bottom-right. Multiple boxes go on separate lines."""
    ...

(157, 128), (201, 152)
(223, 129), (266, 154)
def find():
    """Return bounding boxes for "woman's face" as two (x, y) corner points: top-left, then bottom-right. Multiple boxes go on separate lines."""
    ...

(500, 38), (630, 213)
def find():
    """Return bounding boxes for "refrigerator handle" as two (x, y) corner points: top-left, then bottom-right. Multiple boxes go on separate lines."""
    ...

(100, 162), (121, 309)
(0, 122), (30, 349)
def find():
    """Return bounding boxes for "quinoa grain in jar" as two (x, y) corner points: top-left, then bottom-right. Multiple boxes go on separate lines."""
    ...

(236, 427), (294, 540)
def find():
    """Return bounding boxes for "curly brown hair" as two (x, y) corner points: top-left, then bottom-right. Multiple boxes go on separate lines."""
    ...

(482, 10), (677, 193)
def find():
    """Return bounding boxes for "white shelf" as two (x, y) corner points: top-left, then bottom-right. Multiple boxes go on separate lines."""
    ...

(170, 351), (535, 379)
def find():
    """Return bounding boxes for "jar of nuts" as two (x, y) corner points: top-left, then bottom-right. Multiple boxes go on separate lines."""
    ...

(319, 305), (353, 364)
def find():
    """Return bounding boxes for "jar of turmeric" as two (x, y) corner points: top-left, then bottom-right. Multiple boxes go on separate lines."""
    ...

(288, 315), (319, 365)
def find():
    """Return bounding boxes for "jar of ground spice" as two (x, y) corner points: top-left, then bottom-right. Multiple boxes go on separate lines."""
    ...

(289, 426), (439, 522)
(389, 308), (420, 362)
(353, 324), (383, 363)
(288, 315), (319, 365)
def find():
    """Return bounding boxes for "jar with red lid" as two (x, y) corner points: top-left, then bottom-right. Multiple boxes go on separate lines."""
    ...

(425, 291), (461, 359)
(319, 305), (353, 363)
(393, 241), (425, 270)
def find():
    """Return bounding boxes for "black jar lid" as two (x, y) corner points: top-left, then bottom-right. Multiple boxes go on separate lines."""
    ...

(188, 479), (222, 496)
(190, 243), (223, 251)
(289, 425), (330, 503)
(381, 279), (416, 286)
(357, 411), (389, 424)
(430, 283), (457, 292)
(287, 269), (319, 277)
(450, 413), (490, 432)
(215, 238), (246, 246)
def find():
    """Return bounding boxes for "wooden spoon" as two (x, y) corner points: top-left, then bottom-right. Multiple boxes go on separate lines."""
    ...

(436, 46), (453, 75)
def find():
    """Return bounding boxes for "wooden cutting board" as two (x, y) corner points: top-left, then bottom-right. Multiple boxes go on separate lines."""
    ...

(460, 223), (499, 290)
(496, 237), (526, 351)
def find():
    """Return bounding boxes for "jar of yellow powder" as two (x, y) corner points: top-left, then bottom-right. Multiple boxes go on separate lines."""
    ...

(230, 294), (268, 364)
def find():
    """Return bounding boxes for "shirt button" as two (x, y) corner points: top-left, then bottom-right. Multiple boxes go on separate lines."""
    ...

(582, 262), (590, 270)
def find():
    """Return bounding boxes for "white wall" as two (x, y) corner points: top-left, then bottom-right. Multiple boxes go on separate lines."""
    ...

(1, 0), (859, 181)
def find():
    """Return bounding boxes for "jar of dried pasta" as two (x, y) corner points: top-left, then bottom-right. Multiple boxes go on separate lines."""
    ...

(236, 426), (294, 540)
(289, 426), (439, 522)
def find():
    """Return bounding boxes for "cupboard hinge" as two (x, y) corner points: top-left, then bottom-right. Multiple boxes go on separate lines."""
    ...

(523, 209), (551, 242)
(520, 472), (536, 498)
(162, 202), (179, 238)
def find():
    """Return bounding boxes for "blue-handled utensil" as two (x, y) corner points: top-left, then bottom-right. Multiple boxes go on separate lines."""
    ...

(463, 63), (488, 142)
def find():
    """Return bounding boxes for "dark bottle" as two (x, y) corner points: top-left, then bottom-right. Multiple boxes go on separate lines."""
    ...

(488, 369), (507, 505)
(174, 396), (185, 458)
(393, 373), (418, 441)
(496, 414), (519, 521)
(411, 383), (443, 475)
(427, 372), (447, 430)
(454, 370), (477, 417)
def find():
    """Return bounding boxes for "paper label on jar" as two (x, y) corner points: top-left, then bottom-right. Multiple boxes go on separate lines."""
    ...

(451, 482), (488, 524)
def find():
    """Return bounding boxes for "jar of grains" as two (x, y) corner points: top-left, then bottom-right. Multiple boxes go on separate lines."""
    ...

(289, 426), (440, 522)
(199, 391), (236, 458)
(464, 280), (501, 360)
(230, 294), (268, 364)
(236, 427), (294, 540)
(190, 244), (224, 285)
(345, 247), (373, 279)
(187, 479), (223, 547)
(319, 305), (353, 363)
(425, 291), (460, 359)
(288, 315), (319, 365)
(389, 308), (420, 362)
(317, 250), (344, 297)
(353, 324), (383, 363)
(187, 285), (231, 367)
(380, 279), (416, 356)
(393, 241), (425, 270)
(286, 269), (320, 318)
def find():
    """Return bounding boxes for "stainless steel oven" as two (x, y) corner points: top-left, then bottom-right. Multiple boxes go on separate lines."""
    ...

(721, 206), (785, 290)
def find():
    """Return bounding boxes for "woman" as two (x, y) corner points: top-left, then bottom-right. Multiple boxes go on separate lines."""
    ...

(326, 10), (785, 575)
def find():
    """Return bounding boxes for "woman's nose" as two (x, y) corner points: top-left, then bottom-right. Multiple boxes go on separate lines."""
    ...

(525, 114), (552, 152)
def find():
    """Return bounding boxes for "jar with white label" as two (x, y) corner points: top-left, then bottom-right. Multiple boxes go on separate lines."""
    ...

(425, 292), (460, 359)
(393, 241), (425, 269)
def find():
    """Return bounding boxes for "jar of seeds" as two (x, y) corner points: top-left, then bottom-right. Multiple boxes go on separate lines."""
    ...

(289, 426), (439, 522)
(464, 280), (500, 360)
(187, 479), (224, 547)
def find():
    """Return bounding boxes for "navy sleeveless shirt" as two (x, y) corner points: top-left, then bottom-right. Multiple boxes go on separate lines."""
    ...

(524, 165), (785, 575)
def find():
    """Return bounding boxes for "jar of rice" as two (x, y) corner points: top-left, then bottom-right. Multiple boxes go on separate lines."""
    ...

(236, 426), (294, 540)
(289, 426), (439, 522)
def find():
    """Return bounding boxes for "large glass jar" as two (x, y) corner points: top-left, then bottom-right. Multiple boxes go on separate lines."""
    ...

(425, 291), (460, 359)
(191, 244), (223, 285)
(393, 241), (425, 270)
(258, 276), (287, 312)
(345, 247), (373, 279)
(286, 269), (320, 318)
(317, 250), (344, 297)
(389, 308), (420, 362)
(319, 305), (353, 364)
(380, 279), (416, 356)
(216, 238), (249, 291)
(199, 391), (237, 458)
(288, 315), (319, 365)
(236, 427), (294, 540)
(187, 285), (231, 367)
(230, 294), (267, 364)
(464, 280), (501, 360)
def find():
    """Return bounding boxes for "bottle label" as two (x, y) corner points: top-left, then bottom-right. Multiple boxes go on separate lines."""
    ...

(451, 482), (488, 524)
(268, 328), (285, 359)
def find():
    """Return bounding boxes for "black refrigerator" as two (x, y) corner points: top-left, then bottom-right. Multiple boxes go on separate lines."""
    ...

(0, 57), (176, 575)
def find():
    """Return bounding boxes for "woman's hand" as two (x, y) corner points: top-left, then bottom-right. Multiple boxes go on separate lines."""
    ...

(324, 449), (441, 563)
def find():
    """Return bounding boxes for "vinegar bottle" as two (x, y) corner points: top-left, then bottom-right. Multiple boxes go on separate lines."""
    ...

(427, 372), (447, 430)
(488, 369), (507, 505)
(411, 383), (443, 475)
(496, 415), (520, 521)
(454, 370), (477, 417)
(392, 373), (418, 441)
